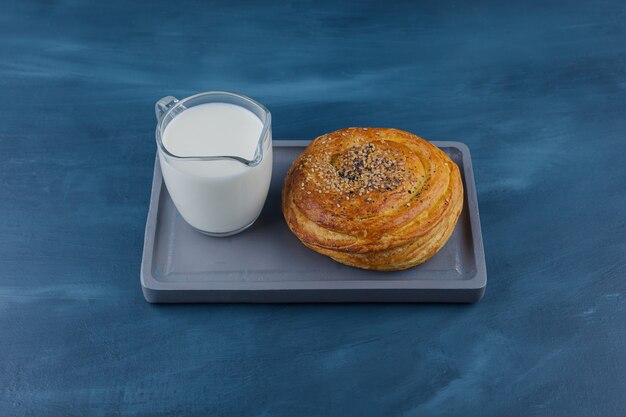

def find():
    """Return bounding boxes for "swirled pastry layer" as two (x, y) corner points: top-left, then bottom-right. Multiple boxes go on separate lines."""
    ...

(281, 128), (464, 271)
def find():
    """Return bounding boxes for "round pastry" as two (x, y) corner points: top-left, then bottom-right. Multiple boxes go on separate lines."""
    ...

(281, 128), (463, 271)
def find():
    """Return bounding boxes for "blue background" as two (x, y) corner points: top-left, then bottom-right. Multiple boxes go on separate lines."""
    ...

(1, 0), (626, 416)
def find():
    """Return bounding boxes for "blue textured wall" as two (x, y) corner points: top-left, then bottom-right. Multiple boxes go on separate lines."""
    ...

(1, 1), (626, 416)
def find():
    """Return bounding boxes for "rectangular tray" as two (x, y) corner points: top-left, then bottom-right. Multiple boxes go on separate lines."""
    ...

(141, 141), (486, 303)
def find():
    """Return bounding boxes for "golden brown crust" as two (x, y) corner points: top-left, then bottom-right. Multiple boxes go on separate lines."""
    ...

(282, 128), (463, 271)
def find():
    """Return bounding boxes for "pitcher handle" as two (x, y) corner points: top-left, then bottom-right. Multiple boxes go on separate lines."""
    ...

(155, 96), (179, 123)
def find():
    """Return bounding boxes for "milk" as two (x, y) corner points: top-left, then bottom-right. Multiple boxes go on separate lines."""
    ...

(158, 102), (272, 235)
(163, 103), (262, 160)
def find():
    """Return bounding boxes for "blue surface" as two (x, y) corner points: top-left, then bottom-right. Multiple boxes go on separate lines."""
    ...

(1, 1), (625, 416)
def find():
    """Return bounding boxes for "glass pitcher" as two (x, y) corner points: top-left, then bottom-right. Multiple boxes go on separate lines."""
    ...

(155, 91), (272, 236)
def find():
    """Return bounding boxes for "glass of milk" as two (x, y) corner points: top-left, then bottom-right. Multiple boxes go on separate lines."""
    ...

(155, 91), (272, 236)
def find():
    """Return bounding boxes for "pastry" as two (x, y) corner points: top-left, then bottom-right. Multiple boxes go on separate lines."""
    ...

(281, 128), (463, 271)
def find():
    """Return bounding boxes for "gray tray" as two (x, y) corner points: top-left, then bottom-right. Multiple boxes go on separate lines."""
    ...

(141, 141), (486, 303)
